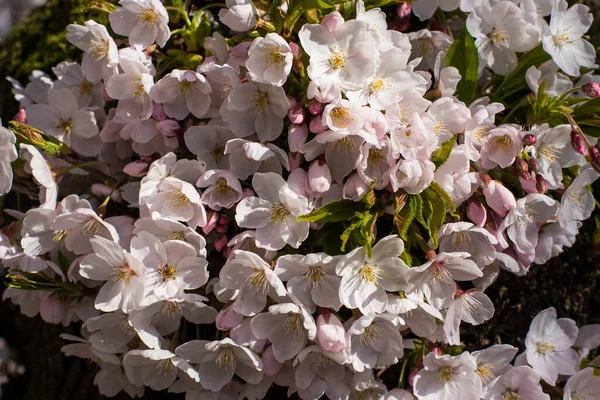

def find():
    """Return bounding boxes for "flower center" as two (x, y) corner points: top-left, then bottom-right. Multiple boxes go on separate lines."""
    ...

(89, 38), (110, 61)
(139, 9), (159, 26)
(211, 143), (226, 162)
(552, 30), (571, 47)
(494, 134), (512, 150)
(269, 203), (290, 223)
(477, 363), (496, 383)
(429, 261), (452, 283)
(177, 80), (195, 95)
(246, 268), (269, 294)
(112, 263), (138, 284)
(58, 119), (73, 136)
(52, 229), (69, 242)
(490, 28), (511, 48)
(131, 79), (146, 98)
(329, 51), (346, 70)
(359, 263), (381, 284)
(332, 137), (357, 152)
(368, 148), (385, 167)
(158, 263), (177, 282)
(535, 340), (555, 355)
(263, 45), (286, 67)
(251, 92), (269, 112)
(155, 359), (176, 377)
(313, 353), (334, 369)
(417, 38), (433, 54)
(305, 266), (325, 285)
(80, 80), (93, 95)
(330, 107), (354, 127)
(168, 191), (191, 209)
(161, 301), (182, 317)
(80, 217), (103, 237)
(215, 347), (236, 370)
(360, 325), (383, 347)
(216, 178), (233, 197)
(282, 313), (304, 339)
(168, 231), (187, 241)
(437, 366), (455, 383)
(538, 144), (560, 162)
(369, 78), (388, 93)
(502, 390), (523, 400)
(452, 231), (472, 248)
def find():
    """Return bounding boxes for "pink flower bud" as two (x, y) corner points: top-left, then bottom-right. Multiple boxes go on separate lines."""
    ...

(316, 313), (346, 353)
(288, 124), (308, 153)
(394, 3), (412, 31)
(467, 199), (487, 227)
(214, 234), (228, 252)
(571, 129), (586, 154)
(516, 158), (529, 174)
(218, 215), (229, 225)
(535, 174), (548, 194)
(309, 116), (327, 134)
(589, 146), (600, 174)
(123, 160), (149, 177)
(288, 103), (305, 124)
(527, 157), (539, 174)
(397, 2), (412, 17)
(203, 211), (219, 235)
(308, 99), (325, 115)
(522, 134), (536, 146)
(152, 103), (168, 121)
(343, 173), (369, 201)
(215, 225), (227, 234)
(288, 168), (308, 198)
(519, 173), (538, 194)
(14, 109), (27, 123)
(307, 159), (332, 194)
(583, 82), (600, 98)
(482, 179), (516, 217)
(156, 120), (180, 138)
(289, 42), (301, 59)
(241, 188), (255, 200)
(231, 41), (251, 58)
(289, 152), (303, 171)
(262, 346), (282, 376)
(91, 183), (113, 198)
(216, 303), (244, 330)
(320, 11), (344, 32)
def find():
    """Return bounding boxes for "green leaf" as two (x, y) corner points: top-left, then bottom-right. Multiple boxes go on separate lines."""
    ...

(394, 195), (417, 241)
(421, 191), (448, 249)
(426, 182), (456, 213)
(431, 135), (458, 168)
(58, 251), (70, 276)
(298, 199), (364, 223)
(301, 0), (339, 9)
(340, 210), (377, 257)
(400, 250), (413, 267)
(446, 24), (479, 104)
(362, 179), (377, 209)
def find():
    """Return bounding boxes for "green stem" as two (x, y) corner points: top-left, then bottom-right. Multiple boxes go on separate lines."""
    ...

(165, 5), (192, 27)
(53, 161), (109, 175)
(397, 357), (409, 388)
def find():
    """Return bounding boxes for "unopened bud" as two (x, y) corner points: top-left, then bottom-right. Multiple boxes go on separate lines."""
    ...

(316, 313), (346, 353)
(516, 157), (529, 174)
(14, 109), (27, 124)
(467, 199), (487, 227)
(288, 124), (308, 153)
(590, 146), (600, 173)
(288, 42), (301, 59)
(528, 157), (539, 174)
(288, 103), (305, 124)
(309, 115), (327, 134)
(522, 134), (536, 146)
(570, 129), (586, 154)
(320, 11), (344, 32)
(582, 82), (600, 98)
(307, 158), (332, 195)
(203, 211), (219, 235)
(308, 99), (325, 115)
(535, 174), (548, 194)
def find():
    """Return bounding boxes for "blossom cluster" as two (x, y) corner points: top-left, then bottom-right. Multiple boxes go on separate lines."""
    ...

(1, 0), (600, 399)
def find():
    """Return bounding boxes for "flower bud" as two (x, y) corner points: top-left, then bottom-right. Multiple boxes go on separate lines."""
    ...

(123, 160), (149, 177)
(218, 215), (229, 226)
(316, 313), (346, 353)
(215, 303), (244, 330)
(482, 179), (516, 217)
(289, 152), (303, 171)
(527, 157), (539, 174)
(203, 211), (219, 235)
(522, 134), (536, 146)
(13, 109), (27, 124)
(309, 115), (327, 134)
(156, 120), (179, 138)
(320, 11), (344, 32)
(393, 3), (412, 31)
(288, 42), (301, 59)
(262, 346), (282, 376)
(241, 188), (255, 200)
(152, 103), (168, 121)
(582, 82), (600, 98)
(288, 124), (308, 153)
(516, 157), (529, 174)
(308, 99), (325, 115)
(288, 104), (305, 124)
(230, 41), (251, 58)
(570, 129), (586, 154)
(535, 174), (548, 194)
(214, 234), (228, 252)
(467, 199), (487, 227)
(288, 168), (308, 198)
(307, 159), (332, 194)
(343, 173), (369, 201)
(589, 146), (600, 173)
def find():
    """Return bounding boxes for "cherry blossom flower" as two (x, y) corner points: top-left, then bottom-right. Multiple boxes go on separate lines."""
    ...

(563, 368), (600, 400)
(484, 365), (549, 400)
(413, 352), (482, 400)
(109, 0), (170, 49)
(246, 33), (293, 87)
(151, 69), (212, 120)
(0, 126), (17, 195)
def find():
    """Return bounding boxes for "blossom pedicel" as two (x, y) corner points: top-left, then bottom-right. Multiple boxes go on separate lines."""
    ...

(1, 0), (600, 399)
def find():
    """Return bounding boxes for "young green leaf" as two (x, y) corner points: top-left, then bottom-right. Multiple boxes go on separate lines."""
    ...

(431, 135), (458, 168)
(446, 24), (479, 104)
(297, 199), (364, 223)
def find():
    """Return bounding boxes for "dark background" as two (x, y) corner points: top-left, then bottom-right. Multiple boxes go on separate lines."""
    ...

(0, 0), (599, 399)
